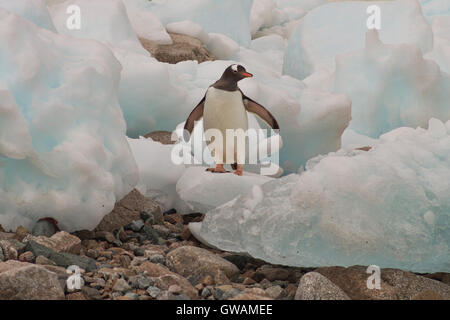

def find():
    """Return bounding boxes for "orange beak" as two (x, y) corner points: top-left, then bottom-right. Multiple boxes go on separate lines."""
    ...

(241, 72), (253, 78)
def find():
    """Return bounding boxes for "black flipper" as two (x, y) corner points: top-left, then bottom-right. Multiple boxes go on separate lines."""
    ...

(183, 95), (205, 141)
(241, 91), (279, 130)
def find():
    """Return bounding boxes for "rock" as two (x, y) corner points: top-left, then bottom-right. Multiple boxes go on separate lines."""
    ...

(201, 287), (212, 298)
(0, 247), (4, 262)
(24, 240), (97, 272)
(146, 286), (162, 298)
(96, 189), (163, 232)
(35, 255), (57, 266)
(182, 213), (205, 224)
(265, 285), (285, 299)
(66, 292), (87, 300)
(113, 278), (131, 292)
(136, 261), (197, 299)
(149, 254), (165, 265)
(141, 225), (161, 245)
(411, 290), (444, 300)
(254, 265), (290, 282)
(424, 272), (450, 286)
(144, 131), (175, 145)
(166, 246), (239, 284)
(139, 33), (215, 64)
(295, 272), (351, 300)
(18, 251), (35, 263)
(243, 277), (256, 285)
(25, 231), (82, 254)
(316, 266), (450, 300)
(0, 260), (64, 299)
(95, 231), (116, 243)
(223, 254), (254, 270)
(32, 219), (58, 237)
(126, 220), (145, 232)
(72, 230), (96, 240)
(14, 226), (30, 241)
(134, 248), (145, 257)
(0, 240), (18, 260)
(81, 286), (102, 300)
(230, 293), (271, 300)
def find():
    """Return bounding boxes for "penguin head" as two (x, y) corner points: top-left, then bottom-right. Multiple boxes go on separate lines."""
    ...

(221, 64), (253, 82)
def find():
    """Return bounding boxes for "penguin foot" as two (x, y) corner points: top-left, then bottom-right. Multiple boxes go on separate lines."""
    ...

(206, 164), (228, 173)
(233, 164), (243, 176)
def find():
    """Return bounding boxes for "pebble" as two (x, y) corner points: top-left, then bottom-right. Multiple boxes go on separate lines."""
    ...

(113, 278), (131, 292)
(146, 286), (161, 298)
(140, 211), (155, 224)
(18, 251), (35, 263)
(201, 287), (212, 298)
(149, 254), (165, 265)
(134, 248), (145, 257)
(265, 285), (284, 299)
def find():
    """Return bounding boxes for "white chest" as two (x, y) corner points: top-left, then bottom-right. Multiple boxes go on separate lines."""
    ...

(203, 87), (248, 131)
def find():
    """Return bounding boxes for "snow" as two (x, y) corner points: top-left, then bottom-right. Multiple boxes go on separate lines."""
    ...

(49, 0), (149, 55)
(166, 20), (210, 44)
(334, 30), (450, 138)
(176, 166), (274, 213)
(0, 9), (138, 232)
(127, 136), (190, 213)
(425, 16), (450, 74)
(284, 0), (433, 80)
(0, 0), (56, 31)
(143, 0), (254, 46)
(121, 0), (172, 44)
(195, 118), (450, 273)
(419, 0), (450, 20)
(206, 33), (240, 60)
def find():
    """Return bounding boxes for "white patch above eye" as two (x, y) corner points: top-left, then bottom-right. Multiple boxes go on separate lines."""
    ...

(231, 64), (238, 72)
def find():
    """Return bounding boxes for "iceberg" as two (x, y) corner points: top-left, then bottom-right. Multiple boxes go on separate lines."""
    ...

(49, 0), (149, 55)
(176, 166), (274, 213)
(196, 119), (450, 273)
(0, 0), (56, 31)
(334, 30), (450, 138)
(0, 9), (138, 232)
(283, 0), (433, 80)
(137, 0), (254, 46)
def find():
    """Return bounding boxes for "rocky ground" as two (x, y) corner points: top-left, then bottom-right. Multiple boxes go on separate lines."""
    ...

(0, 188), (449, 300)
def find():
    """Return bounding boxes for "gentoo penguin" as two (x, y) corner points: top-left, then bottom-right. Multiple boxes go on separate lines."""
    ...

(184, 64), (279, 176)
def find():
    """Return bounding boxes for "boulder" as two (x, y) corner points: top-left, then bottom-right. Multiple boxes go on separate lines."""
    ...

(0, 260), (64, 300)
(315, 266), (450, 300)
(166, 246), (239, 284)
(96, 189), (162, 232)
(295, 272), (351, 300)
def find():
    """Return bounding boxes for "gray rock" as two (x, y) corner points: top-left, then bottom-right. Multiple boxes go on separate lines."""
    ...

(134, 248), (145, 257)
(0, 260), (65, 299)
(295, 272), (351, 300)
(149, 254), (165, 265)
(113, 278), (131, 292)
(125, 292), (139, 300)
(24, 240), (97, 272)
(0, 240), (18, 260)
(140, 211), (155, 224)
(141, 225), (161, 245)
(126, 220), (144, 232)
(146, 286), (161, 298)
(32, 219), (58, 237)
(166, 246), (239, 283)
(0, 247), (4, 262)
(201, 287), (212, 298)
(222, 288), (242, 300)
